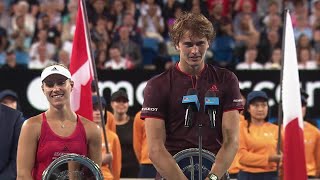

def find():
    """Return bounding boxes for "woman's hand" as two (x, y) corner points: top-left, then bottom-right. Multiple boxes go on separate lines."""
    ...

(102, 153), (113, 165)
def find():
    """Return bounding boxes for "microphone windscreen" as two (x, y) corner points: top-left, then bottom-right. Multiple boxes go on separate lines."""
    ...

(187, 88), (198, 95)
(205, 90), (216, 97)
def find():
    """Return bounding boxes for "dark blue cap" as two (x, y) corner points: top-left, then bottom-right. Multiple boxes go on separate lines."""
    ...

(92, 95), (106, 106)
(246, 91), (268, 104)
(111, 90), (128, 102)
(0, 89), (18, 101)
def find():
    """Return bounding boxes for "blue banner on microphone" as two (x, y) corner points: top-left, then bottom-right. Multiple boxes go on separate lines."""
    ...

(182, 95), (200, 111)
(204, 97), (219, 106)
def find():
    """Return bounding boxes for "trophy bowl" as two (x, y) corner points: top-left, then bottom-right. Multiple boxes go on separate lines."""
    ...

(161, 148), (229, 180)
(42, 153), (103, 180)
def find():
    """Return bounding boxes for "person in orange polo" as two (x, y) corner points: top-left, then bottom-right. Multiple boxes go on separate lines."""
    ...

(92, 96), (122, 180)
(133, 111), (157, 178)
(238, 91), (281, 180)
(300, 90), (320, 179)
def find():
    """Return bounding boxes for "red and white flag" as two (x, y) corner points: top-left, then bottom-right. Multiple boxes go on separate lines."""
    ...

(282, 11), (307, 180)
(69, 0), (93, 120)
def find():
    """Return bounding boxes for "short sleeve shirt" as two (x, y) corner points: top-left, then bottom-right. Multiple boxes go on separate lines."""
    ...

(141, 64), (243, 155)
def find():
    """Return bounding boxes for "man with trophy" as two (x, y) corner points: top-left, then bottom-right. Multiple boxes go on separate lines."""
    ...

(141, 12), (243, 180)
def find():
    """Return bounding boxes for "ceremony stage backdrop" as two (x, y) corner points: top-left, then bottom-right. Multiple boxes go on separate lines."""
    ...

(0, 70), (319, 122)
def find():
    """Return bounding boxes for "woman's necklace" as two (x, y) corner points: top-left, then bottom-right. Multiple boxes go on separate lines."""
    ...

(59, 120), (65, 128)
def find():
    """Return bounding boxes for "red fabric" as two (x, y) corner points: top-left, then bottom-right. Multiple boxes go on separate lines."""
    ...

(283, 118), (307, 180)
(207, 0), (231, 17)
(32, 113), (87, 180)
(69, 0), (93, 120)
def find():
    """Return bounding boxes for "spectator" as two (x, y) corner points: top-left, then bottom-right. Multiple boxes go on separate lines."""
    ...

(92, 95), (122, 180)
(91, 17), (111, 48)
(312, 28), (320, 61)
(61, 0), (77, 43)
(109, 0), (125, 29)
(57, 49), (69, 68)
(208, 0), (224, 31)
(258, 13), (282, 64)
(28, 43), (55, 69)
(260, 1), (281, 28)
(162, 0), (182, 21)
(109, 90), (139, 178)
(264, 47), (281, 70)
(105, 46), (133, 70)
(95, 50), (107, 70)
(185, 0), (209, 17)
(37, 1), (63, 30)
(0, 28), (8, 65)
(112, 26), (142, 68)
(298, 47), (318, 70)
(124, 0), (137, 17)
(234, 0), (257, 13)
(86, 0), (109, 26)
(233, 13), (260, 61)
(137, 3), (165, 42)
(233, 0), (259, 31)
(290, 1), (308, 28)
(238, 91), (281, 180)
(236, 47), (263, 70)
(0, 104), (24, 180)
(211, 16), (237, 68)
(35, 13), (61, 47)
(297, 34), (313, 50)
(0, 89), (19, 110)
(10, 15), (33, 51)
(29, 29), (56, 61)
(293, 15), (312, 41)
(0, 1), (11, 32)
(207, 0), (232, 18)
(1, 49), (26, 70)
(119, 12), (142, 45)
(11, 1), (35, 39)
(310, 0), (320, 30)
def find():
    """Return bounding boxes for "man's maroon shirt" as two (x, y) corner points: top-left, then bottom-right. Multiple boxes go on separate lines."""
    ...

(141, 64), (244, 155)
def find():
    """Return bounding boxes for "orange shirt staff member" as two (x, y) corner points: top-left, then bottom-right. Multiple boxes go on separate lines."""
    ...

(92, 96), (122, 180)
(300, 91), (320, 178)
(133, 111), (157, 178)
(238, 91), (282, 180)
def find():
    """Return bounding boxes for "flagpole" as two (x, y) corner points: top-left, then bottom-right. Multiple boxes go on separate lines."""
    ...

(276, 8), (289, 175)
(80, 0), (110, 156)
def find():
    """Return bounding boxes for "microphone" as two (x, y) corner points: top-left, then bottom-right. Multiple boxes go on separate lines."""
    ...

(204, 90), (219, 128)
(182, 88), (200, 127)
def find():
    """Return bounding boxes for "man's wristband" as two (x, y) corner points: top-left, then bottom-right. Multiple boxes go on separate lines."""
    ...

(207, 172), (218, 180)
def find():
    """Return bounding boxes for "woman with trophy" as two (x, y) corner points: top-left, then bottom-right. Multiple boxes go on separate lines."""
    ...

(16, 64), (102, 180)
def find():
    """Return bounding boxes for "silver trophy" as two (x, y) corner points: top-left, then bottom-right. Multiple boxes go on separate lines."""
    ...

(166, 148), (229, 180)
(42, 153), (103, 180)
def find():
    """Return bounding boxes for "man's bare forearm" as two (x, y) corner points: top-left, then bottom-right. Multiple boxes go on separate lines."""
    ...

(211, 137), (238, 179)
(149, 147), (187, 180)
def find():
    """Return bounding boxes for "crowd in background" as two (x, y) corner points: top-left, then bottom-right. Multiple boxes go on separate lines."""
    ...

(0, 0), (320, 71)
